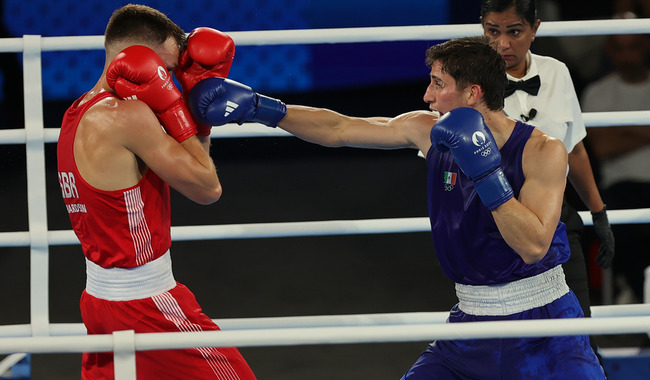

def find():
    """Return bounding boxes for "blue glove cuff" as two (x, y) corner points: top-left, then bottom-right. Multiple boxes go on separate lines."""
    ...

(253, 94), (287, 128)
(473, 167), (514, 210)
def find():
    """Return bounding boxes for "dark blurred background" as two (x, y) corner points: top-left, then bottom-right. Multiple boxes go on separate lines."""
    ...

(0, 0), (645, 379)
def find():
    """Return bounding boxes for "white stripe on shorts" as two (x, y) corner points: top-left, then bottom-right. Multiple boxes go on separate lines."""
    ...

(152, 292), (241, 380)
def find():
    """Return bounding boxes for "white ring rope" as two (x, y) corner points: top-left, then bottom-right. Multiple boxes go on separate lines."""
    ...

(0, 110), (648, 145)
(1, 316), (649, 355)
(2, 16), (650, 378)
(1, 209), (649, 248)
(0, 18), (647, 53)
(1, 304), (649, 339)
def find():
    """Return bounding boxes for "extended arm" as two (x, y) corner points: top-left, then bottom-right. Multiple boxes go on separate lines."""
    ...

(188, 76), (436, 152)
(279, 105), (428, 149)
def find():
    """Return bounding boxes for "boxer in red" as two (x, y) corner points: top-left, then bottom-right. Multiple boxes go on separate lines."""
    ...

(56, 4), (255, 379)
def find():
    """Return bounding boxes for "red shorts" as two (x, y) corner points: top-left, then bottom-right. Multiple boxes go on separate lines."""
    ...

(80, 283), (256, 380)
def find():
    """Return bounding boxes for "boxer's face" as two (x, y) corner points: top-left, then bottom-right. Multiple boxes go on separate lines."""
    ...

(481, 7), (539, 77)
(151, 36), (181, 73)
(423, 61), (466, 114)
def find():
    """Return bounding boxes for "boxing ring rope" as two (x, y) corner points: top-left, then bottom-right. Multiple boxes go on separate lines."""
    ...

(1, 303), (649, 339)
(2, 210), (650, 249)
(3, 109), (650, 144)
(1, 18), (650, 379)
(0, 17), (648, 53)
(1, 316), (650, 355)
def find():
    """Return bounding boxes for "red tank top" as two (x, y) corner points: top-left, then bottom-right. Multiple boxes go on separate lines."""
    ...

(57, 92), (172, 268)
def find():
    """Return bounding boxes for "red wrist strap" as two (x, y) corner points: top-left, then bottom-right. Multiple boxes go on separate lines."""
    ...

(182, 97), (211, 136)
(196, 121), (212, 137)
(156, 103), (198, 142)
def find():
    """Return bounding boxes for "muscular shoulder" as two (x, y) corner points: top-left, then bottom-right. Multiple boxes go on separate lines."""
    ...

(389, 110), (439, 150)
(84, 97), (154, 129)
(391, 110), (439, 127)
(77, 97), (161, 160)
(82, 97), (161, 143)
(523, 129), (568, 176)
(74, 96), (165, 189)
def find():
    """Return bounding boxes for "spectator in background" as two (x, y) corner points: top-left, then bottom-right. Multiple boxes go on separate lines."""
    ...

(581, 30), (650, 304)
(615, 0), (650, 17)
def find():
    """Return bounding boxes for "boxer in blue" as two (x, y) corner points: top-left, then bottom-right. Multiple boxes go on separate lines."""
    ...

(187, 35), (606, 379)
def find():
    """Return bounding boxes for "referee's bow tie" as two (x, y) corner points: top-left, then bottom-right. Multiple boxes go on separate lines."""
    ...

(505, 75), (540, 97)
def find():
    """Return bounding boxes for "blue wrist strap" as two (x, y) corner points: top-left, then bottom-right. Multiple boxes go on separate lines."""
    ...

(473, 167), (514, 210)
(253, 94), (287, 128)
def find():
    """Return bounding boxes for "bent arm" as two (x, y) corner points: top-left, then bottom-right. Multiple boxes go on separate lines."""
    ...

(122, 102), (222, 205)
(492, 136), (568, 264)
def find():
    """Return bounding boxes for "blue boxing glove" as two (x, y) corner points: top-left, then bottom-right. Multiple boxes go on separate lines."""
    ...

(431, 107), (513, 210)
(188, 77), (286, 127)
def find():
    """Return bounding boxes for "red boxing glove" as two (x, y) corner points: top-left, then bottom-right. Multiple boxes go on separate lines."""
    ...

(106, 45), (197, 142)
(175, 27), (235, 136)
(175, 27), (235, 93)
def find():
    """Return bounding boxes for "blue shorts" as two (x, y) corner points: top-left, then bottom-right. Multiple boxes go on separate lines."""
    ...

(401, 291), (605, 379)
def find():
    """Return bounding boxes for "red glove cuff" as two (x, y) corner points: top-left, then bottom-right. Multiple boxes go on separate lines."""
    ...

(196, 121), (212, 137)
(156, 102), (198, 142)
(182, 96), (211, 136)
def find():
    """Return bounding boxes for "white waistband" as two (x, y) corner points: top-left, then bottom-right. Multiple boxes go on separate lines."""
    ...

(85, 251), (176, 301)
(455, 265), (569, 316)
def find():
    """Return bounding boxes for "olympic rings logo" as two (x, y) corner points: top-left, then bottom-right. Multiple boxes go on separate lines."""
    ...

(481, 148), (491, 157)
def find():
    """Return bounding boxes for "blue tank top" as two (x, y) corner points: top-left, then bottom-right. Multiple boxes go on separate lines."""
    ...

(426, 121), (570, 285)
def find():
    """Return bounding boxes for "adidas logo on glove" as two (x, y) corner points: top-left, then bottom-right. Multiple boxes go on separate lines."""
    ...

(224, 101), (239, 117)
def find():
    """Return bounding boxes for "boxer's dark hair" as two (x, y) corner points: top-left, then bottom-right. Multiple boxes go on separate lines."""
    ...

(105, 4), (186, 50)
(425, 35), (507, 111)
